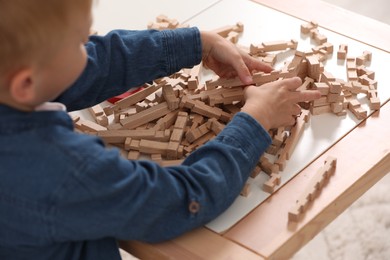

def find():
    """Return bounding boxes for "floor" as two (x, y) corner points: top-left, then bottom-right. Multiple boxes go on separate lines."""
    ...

(120, 0), (390, 259)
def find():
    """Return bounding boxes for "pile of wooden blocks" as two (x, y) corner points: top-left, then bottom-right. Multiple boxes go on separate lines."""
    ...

(73, 17), (380, 197)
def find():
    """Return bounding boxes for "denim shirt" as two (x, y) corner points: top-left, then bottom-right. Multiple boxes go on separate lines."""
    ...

(0, 28), (271, 260)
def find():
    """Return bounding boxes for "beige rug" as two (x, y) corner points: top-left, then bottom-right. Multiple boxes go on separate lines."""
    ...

(293, 172), (390, 260)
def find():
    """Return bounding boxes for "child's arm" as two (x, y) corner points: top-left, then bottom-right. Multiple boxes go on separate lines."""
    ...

(48, 78), (320, 244)
(55, 28), (202, 111)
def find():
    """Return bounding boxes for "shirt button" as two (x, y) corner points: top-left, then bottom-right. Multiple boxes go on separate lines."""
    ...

(189, 201), (200, 214)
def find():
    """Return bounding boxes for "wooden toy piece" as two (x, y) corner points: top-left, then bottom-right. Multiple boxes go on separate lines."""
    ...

(349, 105), (368, 120)
(147, 14), (181, 30)
(250, 165), (262, 178)
(205, 76), (245, 89)
(288, 156), (337, 222)
(185, 122), (210, 143)
(227, 31), (240, 44)
(313, 82), (329, 95)
(319, 71), (335, 84)
(300, 21), (318, 34)
(252, 70), (284, 86)
(310, 104), (331, 115)
(310, 28), (327, 45)
(240, 183), (251, 197)
(189, 114), (204, 130)
(212, 22), (244, 38)
(337, 44), (348, 60)
(359, 74), (378, 89)
(273, 111), (309, 169)
(346, 57), (358, 82)
(70, 114), (80, 123)
(207, 118), (225, 135)
(357, 65), (375, 80)
(162, 84), (180, 110)
(306, 55), (322, 81)
(221, 88), (244, 105)
(127, 150), (140, 160)
(249, 39), (298, 54)
(356, 50), (372, 66)
(205, 66), (280, 89)
(263, 173), (281, 194)
(104, 83), (162, 115)
(166, 141), (180, 160)
(150, 153), (163, 162)
(76, 119), (107, 132)
(286, 51), (305, 75)
(170, 112), (188, 143)
(314, 42), (333, 55)
(329, 82), (342, 94)
(284, 110), (310, 160)
(153, 110), (179, 131)
(259, 156), (279, 176)
(368, 90), (381, 110)
(88, 104), (108, 126)
(138, 139), (171, 156)
(120, 102), (172, 130)
(188, 64), (201, 90)
(97, 129), (170, 144)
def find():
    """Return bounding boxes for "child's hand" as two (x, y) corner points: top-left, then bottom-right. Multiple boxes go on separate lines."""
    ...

(200, 31), (273, 85)
(241, 77), (321, 131)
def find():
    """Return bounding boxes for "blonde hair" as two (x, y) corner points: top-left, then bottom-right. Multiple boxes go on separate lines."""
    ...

(0, 0), (92, 85)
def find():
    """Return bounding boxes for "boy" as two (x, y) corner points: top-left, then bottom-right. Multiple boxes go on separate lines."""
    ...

(0, 0), (320, 259)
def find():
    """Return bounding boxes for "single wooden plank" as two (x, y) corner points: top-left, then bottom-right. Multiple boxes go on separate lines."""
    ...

(119, 227), (264, 260)
(251, 0), (390, 53)
(225, 101), (390, 259)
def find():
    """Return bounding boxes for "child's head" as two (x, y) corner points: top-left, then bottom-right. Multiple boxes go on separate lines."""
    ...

(0, 0), (93, 111)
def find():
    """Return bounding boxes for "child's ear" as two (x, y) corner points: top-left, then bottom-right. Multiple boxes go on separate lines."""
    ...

(9, 68), (36, 104)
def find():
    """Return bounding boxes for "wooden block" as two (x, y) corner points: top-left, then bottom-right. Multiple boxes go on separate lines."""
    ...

(284, 111), (309, 160)
(263, 173), (281, 194)
(166, 141), (180, 160)
(139, 139), (169, 155)
(288, 156), (337, 221)
(313, 82), (329, 95)
(329, 82), (342, 94)
(104, 84), (162, 115)
(120, 102), (172, 130)
(260, 156), (279, 175)
(240, 183), (251, 197)
(312, 96), (329, 107)
(127, 150), (140, 160)
(300, 21), (318, 34)
(337, 44), (348, 60)
(162, 84), (180, 110)
(78, 120), (107, 132)
(349, 106), (367, 120)
(310, 104), (331, 115)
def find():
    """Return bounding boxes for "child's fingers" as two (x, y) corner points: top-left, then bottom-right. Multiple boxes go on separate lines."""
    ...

(293, 89), (322, 103)
(282, 77), (303, 90)
(243, 54), (273, 73)
(232, 58), (254, 85)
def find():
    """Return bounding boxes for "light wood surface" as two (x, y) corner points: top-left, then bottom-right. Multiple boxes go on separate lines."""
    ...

(119, 228), (264, 260)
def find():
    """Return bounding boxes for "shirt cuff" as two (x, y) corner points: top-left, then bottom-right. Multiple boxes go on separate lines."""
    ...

(216, 112), (272, 163)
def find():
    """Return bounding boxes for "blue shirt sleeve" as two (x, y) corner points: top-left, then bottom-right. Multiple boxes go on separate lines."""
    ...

(50, 112), (271, 243)
(55, 28), (202, 111)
